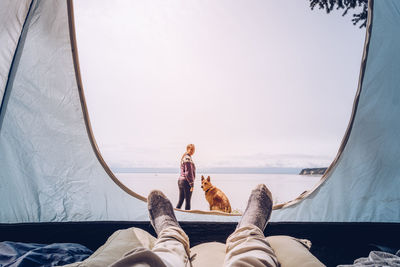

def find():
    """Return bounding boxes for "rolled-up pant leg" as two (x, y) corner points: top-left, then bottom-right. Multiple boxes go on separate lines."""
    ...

(223, 225), (279, 267)
(110, 226), (190, 267)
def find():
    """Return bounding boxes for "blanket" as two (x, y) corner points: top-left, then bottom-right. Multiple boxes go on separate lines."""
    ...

(0, 241), (92, 267)
(338, 249), (400, 266)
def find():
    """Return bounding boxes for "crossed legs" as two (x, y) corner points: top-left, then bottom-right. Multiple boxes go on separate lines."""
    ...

(111, 184), (278, 267)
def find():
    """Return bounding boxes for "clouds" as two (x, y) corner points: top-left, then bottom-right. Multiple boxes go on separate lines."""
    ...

(74, 0), (365, 169)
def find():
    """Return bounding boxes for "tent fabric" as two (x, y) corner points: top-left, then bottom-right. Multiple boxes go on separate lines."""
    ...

(271, 0), (400, 222)
(0, 0), (238, 223)
(0, 0), (32, 106)
(0, 0), (399, 224)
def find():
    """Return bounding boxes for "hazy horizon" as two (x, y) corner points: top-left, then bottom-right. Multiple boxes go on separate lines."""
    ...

(111, 166), (306, 174)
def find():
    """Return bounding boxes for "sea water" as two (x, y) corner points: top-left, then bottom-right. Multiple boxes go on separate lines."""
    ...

(116, 173), (322, 212)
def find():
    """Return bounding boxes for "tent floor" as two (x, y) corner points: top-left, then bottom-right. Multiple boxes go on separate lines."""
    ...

(1, 222), (398, 266)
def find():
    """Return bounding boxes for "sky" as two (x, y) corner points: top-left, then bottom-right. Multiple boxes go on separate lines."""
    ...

(74, 0), (366, 169)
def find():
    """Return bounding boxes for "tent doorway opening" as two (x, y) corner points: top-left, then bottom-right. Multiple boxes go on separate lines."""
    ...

(73, 0), (365, 212)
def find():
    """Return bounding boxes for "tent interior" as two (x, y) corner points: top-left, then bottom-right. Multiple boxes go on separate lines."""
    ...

(1, 0), (399, 266)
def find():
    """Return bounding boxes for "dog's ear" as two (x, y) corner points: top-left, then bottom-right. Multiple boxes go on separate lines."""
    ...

(207, 176), (210, 182)
(201, 175), (204, 180)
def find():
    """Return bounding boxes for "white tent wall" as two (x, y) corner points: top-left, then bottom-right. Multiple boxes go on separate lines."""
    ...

(0, 0), (141, 222)
(271, 0), (400, 223)
(0, 0), (31, 105)
(0, 0), (239, 223)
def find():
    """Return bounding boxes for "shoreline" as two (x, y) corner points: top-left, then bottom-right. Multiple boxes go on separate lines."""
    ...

(112, 167), (303, 175)
(117, 173), (322, 211)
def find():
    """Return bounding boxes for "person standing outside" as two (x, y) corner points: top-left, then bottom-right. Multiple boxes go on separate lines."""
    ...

(176, 144), (196, 210)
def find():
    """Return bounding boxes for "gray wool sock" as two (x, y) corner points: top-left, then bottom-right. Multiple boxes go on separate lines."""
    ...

(237, 184), (273, 231)
(148, 190), (180, 235)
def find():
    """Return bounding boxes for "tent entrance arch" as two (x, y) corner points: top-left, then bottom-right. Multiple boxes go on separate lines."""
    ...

(1, 0), (399, 266)
(73, 0), (364, 212)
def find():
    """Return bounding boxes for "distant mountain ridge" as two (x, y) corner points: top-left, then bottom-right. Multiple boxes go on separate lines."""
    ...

(112, 167), (302, 174)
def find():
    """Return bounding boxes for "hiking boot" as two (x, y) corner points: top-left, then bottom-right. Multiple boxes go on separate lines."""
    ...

(237, 184), (273, 231)
(148, 190), (180, 235)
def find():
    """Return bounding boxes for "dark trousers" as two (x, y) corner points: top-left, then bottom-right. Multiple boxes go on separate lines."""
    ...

(176, 179), (192, 210)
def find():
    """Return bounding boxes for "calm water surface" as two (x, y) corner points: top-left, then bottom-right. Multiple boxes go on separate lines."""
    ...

(117, 173), (322, 212)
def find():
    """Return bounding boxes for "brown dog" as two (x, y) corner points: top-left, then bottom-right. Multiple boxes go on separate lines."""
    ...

(201, 175), (232, 213)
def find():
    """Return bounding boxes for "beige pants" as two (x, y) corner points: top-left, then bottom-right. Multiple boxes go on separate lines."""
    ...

(110, 226), (190, 267)
(110, 225), (278, 267)
(224, 225), (279, 267)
